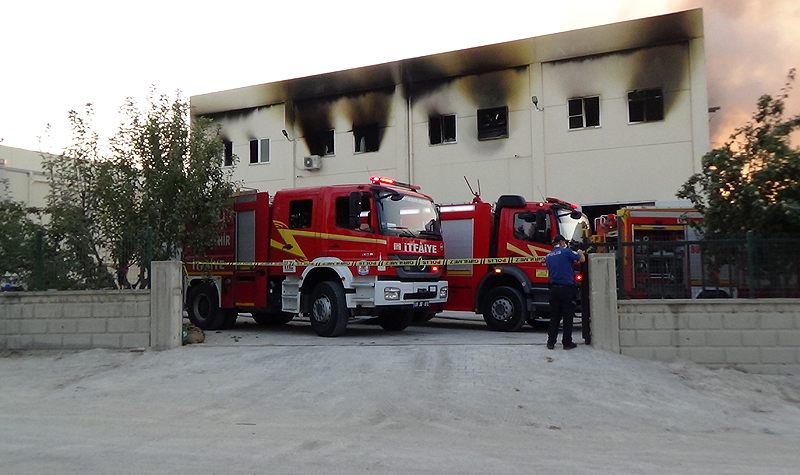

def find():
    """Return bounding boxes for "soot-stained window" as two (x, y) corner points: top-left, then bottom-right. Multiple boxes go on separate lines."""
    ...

(429, 114), (457, 145)
(568, 96), (600, 129)
(477, 107), (508, 140)
(354, 124), (379, 153)
(628, 88), (664, 123)
(223, 139), (233, 167)
(289, 199), (313, 229)
(249, 138), (270, 164)
(307, 130), (334, 157)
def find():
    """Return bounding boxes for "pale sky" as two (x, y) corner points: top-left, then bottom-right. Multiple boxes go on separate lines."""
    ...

(2, 0), (798, 153)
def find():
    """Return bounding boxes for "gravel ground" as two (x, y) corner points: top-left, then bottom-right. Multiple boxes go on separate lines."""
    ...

(2, 313), (799, 474)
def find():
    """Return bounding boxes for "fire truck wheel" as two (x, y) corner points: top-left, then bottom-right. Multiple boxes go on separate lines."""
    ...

(187, 283), (227, 330)
(309, 281), (349, 337)
(379, 309), (413, 331)
(252, 312), (294, 325)
(482, 286), (526, 332)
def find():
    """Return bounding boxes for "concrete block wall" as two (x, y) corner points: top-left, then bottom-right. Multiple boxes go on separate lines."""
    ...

(1, 291), (151, 350)
(618, 301), (800, 374)
(0, 260), (183, 351)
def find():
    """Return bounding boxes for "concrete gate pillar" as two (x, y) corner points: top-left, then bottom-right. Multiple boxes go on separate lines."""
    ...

(150, 261), (183, 350)
(588, 254), (620, 353)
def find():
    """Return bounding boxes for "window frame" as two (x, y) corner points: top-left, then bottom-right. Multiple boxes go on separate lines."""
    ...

(288, 199), (313, 229)
(476, 106), (509, 141)
(429, 114), (457, 145)
(249, 138), (270, 165)
(627, 88), (664, 124)
(222, 139), (233, 167)
(319, 130), (335, 157)
(353, 123), (380, 154)
(567, 96), (601, 130)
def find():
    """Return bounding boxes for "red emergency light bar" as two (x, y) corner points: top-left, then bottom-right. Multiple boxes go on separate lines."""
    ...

(370, 176), (421, 191)
(546, 196), (579, 210)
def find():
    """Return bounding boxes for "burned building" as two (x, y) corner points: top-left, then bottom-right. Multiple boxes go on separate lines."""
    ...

(191, 9), (708, 217)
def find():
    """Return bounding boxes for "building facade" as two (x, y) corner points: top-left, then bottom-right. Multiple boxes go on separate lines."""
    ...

(191, 9), (709, 221)
(0, 144), (48, 209)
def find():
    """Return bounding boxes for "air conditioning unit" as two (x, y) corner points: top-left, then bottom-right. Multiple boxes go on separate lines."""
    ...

(303, 155), (321, 171)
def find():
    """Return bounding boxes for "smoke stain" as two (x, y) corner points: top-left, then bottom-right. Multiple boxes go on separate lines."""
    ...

(458, 67), (527, 109)
(341, 88), (395, 146)
(294, 99), (334, 157)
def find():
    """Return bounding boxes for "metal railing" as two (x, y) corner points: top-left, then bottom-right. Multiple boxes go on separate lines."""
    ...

(604, 237), (800, 299)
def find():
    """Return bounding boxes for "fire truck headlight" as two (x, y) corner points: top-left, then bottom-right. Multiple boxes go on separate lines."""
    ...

(439, 286), (448, 299)
(384, 287), (401, 300)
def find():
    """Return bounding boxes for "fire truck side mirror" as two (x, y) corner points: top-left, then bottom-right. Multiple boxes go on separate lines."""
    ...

(570, 210), (583, 220)
(348, 192), (362, 229)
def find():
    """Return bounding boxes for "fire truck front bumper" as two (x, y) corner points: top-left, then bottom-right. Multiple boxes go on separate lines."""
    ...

(357, 280), (449, 308)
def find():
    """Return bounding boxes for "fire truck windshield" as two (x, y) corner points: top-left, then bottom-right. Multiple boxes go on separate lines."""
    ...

(556, 210), (590, 244)
(377, 193), (440, 239)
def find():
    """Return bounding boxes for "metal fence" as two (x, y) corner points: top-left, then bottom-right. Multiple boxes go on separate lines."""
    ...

(1, 236), (150, 292)
(607, 237), (800, 299)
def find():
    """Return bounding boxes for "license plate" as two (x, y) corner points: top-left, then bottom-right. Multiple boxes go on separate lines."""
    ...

(413, 301), (429, 308)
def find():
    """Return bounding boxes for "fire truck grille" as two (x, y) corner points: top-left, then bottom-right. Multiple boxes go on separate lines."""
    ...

(391, 254), (432, 273)
(389, 254), (442, 281)
(404, 290), (437, 300)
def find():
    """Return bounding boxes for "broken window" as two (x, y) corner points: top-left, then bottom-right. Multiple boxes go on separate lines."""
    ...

(307, 130), (334, 157)
(223, 139), (233, 167)
(477, 106), (508, 140)
(429, 114), (457, 145)
(354, 124), (379, 153)
(628, 88), (664, 123)
(568, 96), (600, 129)
(249, 138), (270, 164)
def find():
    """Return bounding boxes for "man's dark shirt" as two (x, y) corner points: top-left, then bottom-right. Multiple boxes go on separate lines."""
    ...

(545, 246), (580, 286)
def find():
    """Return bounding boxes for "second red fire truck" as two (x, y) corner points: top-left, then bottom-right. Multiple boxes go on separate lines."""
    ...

(436, 192), (590, 331)
(183, 177), (448, 337)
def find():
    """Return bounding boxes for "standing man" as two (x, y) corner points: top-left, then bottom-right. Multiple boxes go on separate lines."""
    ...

(545, 234), (585, 350)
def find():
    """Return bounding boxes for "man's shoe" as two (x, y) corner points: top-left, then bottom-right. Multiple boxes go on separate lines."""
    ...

(563, 342), (577, 350)
(546, 343), (555, 350)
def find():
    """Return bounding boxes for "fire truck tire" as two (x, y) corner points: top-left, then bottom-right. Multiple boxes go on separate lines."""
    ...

(309, 281), (349, 337)
(379, 309), (413, 331)
(252, 311), (294, 325)
(482, 286), (526, 332)
(187, 283), (227, 330)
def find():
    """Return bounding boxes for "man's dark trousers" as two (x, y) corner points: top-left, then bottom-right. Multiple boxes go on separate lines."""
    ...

(547, 284), (577, 346)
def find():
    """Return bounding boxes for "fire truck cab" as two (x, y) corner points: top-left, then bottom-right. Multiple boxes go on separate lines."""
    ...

(438, 195), (589, 331)
(184, 177), (448, 337)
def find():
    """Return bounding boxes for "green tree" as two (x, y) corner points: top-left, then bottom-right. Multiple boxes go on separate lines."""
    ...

(103, 91), (236, 287)
(0, 180), (38, 288)
(678, 69), (800, 238)
(42, 106), (115, 289)
(44, 91), (236, 289)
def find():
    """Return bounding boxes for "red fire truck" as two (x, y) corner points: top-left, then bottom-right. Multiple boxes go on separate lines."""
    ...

(591, 205), (729, 298)
(436, 193), (589, 331)
(183, 176), (448, 337)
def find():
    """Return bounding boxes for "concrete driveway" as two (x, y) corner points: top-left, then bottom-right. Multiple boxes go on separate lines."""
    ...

(2, 313), (799, 475)
(203, 311), (561, 347)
